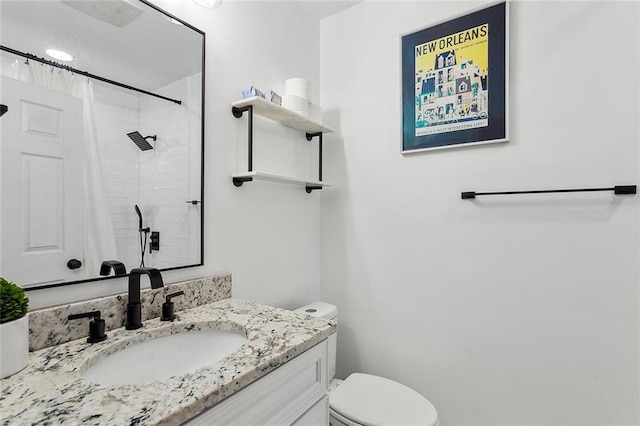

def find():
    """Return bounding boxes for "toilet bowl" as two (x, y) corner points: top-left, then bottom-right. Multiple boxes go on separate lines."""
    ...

(294, 302), (439, 426)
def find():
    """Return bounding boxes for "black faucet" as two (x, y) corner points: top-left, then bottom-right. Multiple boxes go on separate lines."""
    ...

(100, 260), (127, 277)
(126, 267), (164, 330)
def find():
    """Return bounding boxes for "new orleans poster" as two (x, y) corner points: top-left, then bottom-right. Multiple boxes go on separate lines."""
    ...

(402, 2), (508, 153)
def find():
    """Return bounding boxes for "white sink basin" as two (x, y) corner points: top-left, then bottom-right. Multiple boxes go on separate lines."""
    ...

(82, 328), (247, 386)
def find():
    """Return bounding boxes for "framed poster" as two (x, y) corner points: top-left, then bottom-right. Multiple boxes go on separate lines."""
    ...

(401, 2), (508, 153)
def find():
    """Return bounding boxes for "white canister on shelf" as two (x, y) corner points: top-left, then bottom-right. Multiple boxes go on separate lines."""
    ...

(284, 78), (309, 100)
(282, 94), (309, 117)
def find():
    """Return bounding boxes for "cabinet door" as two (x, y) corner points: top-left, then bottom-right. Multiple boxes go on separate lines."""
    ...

(293, 395), (329, 426)
(184, 340), (328, 425)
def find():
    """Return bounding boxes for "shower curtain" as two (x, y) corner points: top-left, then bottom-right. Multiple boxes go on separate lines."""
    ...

(10, 60), (118, 277)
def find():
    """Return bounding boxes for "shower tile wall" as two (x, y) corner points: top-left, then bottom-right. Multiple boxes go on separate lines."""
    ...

(92, 85), (141, 268)
(93, 74), (200, 271)
(138, 77), (193, 269)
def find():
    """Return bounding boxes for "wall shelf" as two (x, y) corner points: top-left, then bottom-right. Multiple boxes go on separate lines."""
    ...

(231, 97), (333, 193)
(232, 171), (331, 193)
(232, 96), (334, 134)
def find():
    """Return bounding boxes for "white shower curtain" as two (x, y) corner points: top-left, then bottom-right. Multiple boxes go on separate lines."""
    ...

(10, 60), (118, 277)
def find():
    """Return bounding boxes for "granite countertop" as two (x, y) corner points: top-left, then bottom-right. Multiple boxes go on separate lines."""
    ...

(0, 299), (335, 425)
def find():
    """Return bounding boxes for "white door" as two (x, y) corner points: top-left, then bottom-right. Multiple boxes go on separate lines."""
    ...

(0, 76), (84, 287)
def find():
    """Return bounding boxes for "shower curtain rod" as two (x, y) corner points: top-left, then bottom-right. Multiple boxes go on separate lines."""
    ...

(461, 185), (637, 199)
(0, 45), (182, 105)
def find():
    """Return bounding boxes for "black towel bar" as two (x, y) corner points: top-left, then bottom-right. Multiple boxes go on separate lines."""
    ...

(461, 185), (637, 199)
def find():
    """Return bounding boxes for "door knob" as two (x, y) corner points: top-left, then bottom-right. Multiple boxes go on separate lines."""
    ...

(67, 259), (82, 270)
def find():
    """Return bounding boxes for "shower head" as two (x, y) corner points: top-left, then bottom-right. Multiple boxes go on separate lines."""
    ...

(134, 204), (143, 230)
(127, 131), (156, 151)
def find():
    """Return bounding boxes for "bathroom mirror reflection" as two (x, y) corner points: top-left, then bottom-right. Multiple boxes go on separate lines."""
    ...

(0, 0), (204, 289)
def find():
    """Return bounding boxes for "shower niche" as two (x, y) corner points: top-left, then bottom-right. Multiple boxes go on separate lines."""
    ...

(0, 0), (205, 290)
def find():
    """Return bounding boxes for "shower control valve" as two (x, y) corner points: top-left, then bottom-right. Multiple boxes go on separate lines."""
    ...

(150, 231), (160, 252)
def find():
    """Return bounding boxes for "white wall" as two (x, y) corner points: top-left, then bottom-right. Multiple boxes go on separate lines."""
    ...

(149, 0), (323, 309)
(27, 0), (324, 310)
(320, 1), (639, 425)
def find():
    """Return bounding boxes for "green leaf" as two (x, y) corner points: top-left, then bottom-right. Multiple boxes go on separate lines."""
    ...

(0, 277), (29, 324)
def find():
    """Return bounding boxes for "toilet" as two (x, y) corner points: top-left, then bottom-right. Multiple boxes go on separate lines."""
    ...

(294, 302), (439, 426)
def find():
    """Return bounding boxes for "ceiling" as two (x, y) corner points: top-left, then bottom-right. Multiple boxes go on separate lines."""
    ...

(296, 0), (363, 20)
(0, 0), (203, 90)
(0, 0), (362, 93)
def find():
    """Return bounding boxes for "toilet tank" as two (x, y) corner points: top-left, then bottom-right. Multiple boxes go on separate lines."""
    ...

(294, 302), (337, 381)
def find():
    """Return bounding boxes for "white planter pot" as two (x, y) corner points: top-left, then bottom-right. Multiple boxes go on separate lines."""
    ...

(0, 315), (29, 379)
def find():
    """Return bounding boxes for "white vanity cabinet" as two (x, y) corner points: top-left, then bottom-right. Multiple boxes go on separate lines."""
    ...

(185, 339), (329, 425)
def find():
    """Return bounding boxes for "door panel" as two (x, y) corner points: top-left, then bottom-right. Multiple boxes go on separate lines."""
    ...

(23, 154), (64, 250)
(22, 100), (63, 137)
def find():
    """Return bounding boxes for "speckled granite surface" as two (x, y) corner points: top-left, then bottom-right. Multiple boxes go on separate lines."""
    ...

(28, 274), (232, 351)
(0, 298), (335, 425)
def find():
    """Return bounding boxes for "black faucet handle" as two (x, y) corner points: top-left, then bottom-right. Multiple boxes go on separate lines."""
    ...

(68, 311), (108, 343)
(161, 291), (185, 321)
(165, 291), (184, 303)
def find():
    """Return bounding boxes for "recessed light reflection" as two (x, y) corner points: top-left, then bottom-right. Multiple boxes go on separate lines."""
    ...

(192, 0), (221, 8)
(45, 49), (73, 62)
(163, 15), (184, 25)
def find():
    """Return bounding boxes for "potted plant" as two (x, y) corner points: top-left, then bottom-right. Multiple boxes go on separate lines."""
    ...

(0, 277), (30, 379)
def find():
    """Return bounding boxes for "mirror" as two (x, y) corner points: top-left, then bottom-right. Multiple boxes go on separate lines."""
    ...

(0, 0), (204, 290)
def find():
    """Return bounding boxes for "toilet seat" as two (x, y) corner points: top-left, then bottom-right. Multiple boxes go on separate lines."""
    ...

(329, 373), (439, 426)
(329, 406), (364, 426)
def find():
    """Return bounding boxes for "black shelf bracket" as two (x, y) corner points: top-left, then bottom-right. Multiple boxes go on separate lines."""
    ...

(306, 132), (324, 186)
(461, 185), (637, 199)
(232, 105), (250, 118)
(306, 185), (323, 193)
(233, 176), (253, 187)
(232, 105), (254, 173)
